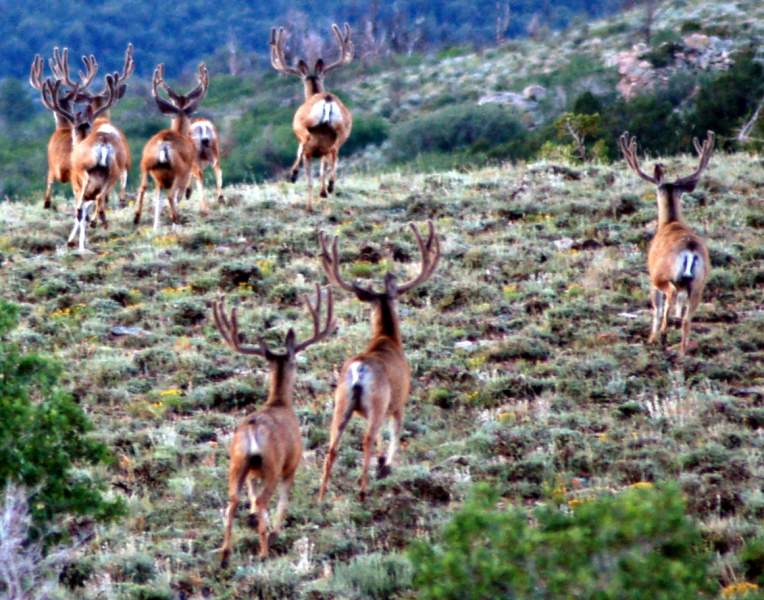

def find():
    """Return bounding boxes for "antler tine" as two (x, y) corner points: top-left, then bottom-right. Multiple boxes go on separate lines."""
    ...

(318, 231), (371, 295)
(90, 73), (117, 121)
(183, 63), (209, 114)
(49, 47), (75, 88)
(676, 130), (715, 186)
(618, 131), (658, 184)
(397, 220), (441, 294)
(41, 78), (76, 124)
(78, 54), (99, 88)
(294, 285), (336, 352)
(212, 297), (268, 356)
(270, 26), (303, 77)
(29, 55), (44, 91)
(323, 22), (354, 74)
(116, 43), (135, 84)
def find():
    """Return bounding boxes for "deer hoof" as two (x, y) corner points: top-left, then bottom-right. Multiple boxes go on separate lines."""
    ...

(328, 181), (335, 194)
(289, 171), (298, 183)
(220, 551), (230, 569)
(247, 514), (259, 529)
(377, 464), (391, 480)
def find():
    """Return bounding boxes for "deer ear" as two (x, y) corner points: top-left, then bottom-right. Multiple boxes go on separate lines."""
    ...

(653, 164), (665, 183)
(297, 60), (310, 76)
(314, 58), (325, 74)
(116, 84), (127, 99)
(157, 103), (178, 115)
(384, 273), (398, 298)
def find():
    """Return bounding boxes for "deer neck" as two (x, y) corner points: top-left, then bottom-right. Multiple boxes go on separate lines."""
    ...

(265, 362), (294, 409)
(657, 188), (682, 227)
(171, 114), (191, 136)
(53, 114), (71, 130)
(303, 77), (324, 99)
(371, 297), (402, 346)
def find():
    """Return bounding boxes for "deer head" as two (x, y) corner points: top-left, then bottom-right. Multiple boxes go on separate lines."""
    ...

(41, 75), (117, 142)
(319, 221), (439, 341)
(619, 131), (715, 224)
(212, 284), (335, 404)
(270, 23), (353, 96)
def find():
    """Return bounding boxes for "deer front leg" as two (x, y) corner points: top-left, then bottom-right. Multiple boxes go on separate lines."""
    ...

(194, 167), (208, 215)
(214, 160), (224, 202)
(152, 187), (163, 231)
(319, 390), (354, 501)
(118, 169), (128, 208)
(44, 171), (54, 210)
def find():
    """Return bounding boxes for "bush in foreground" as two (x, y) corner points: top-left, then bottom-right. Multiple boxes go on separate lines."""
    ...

(410, 482), (713, 599)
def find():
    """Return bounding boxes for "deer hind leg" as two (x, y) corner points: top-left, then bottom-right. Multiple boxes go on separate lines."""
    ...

(328, 150), (338, 194)
(319, 390), (354, 501)
(648, 287), (664, 344)
(379, 414), (402, 480)
(359, 413), (385, 502)
(214, 160), (224, 202)
(220, 461), (249, 569)
(254, 478), (278, 559)
(661, 285), (677, 335)
(152, 185), (163, 232)
(290, 144), (303, 183)
(303, 155), (314, 211)
(680, 285), (703, 356)
(246, 475), (262, 527)
(134, 171), (148, 226)
(319, 157), (328, 199)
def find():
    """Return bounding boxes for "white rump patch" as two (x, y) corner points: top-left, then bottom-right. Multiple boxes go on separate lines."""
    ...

(158, 143), (171, 164)
(246, 427), (261, 456)
(97, 123), (120, 137)
(309, 100), (343, 127)
(675, 251), (701, 281)
(93, 143), (113, 167)
(192, 120), (215, 142)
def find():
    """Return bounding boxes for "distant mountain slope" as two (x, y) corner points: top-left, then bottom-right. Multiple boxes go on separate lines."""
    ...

(0, 0), (620, 78)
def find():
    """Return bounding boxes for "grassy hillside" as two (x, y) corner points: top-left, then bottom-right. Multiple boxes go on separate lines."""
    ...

(4, 0), (764, 200)
(1, 150), (762, 597)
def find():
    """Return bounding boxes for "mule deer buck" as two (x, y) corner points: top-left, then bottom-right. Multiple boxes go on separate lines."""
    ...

(154, 74), (224, 206)
(317, 221), (440, 501)
(50, 44), (135, 208)
(213, 285), (335, 566)
(29, 49), (97, 210)
(41, 75), (125, 251)
(619, 131), (714, 355)
(134, 63), (209, 230)
(270, 23), (353, 210)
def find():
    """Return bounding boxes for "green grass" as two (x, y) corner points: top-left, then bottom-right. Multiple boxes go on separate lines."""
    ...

(0, 152), (762, 598)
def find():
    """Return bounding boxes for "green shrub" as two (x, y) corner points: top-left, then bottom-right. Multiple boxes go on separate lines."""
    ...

(389, 103), (529, 162)
(410, 482), (713, 599)
(0, 300), (124, 532)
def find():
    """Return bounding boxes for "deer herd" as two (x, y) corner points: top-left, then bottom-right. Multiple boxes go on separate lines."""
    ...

(27, 24), (718, 566)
